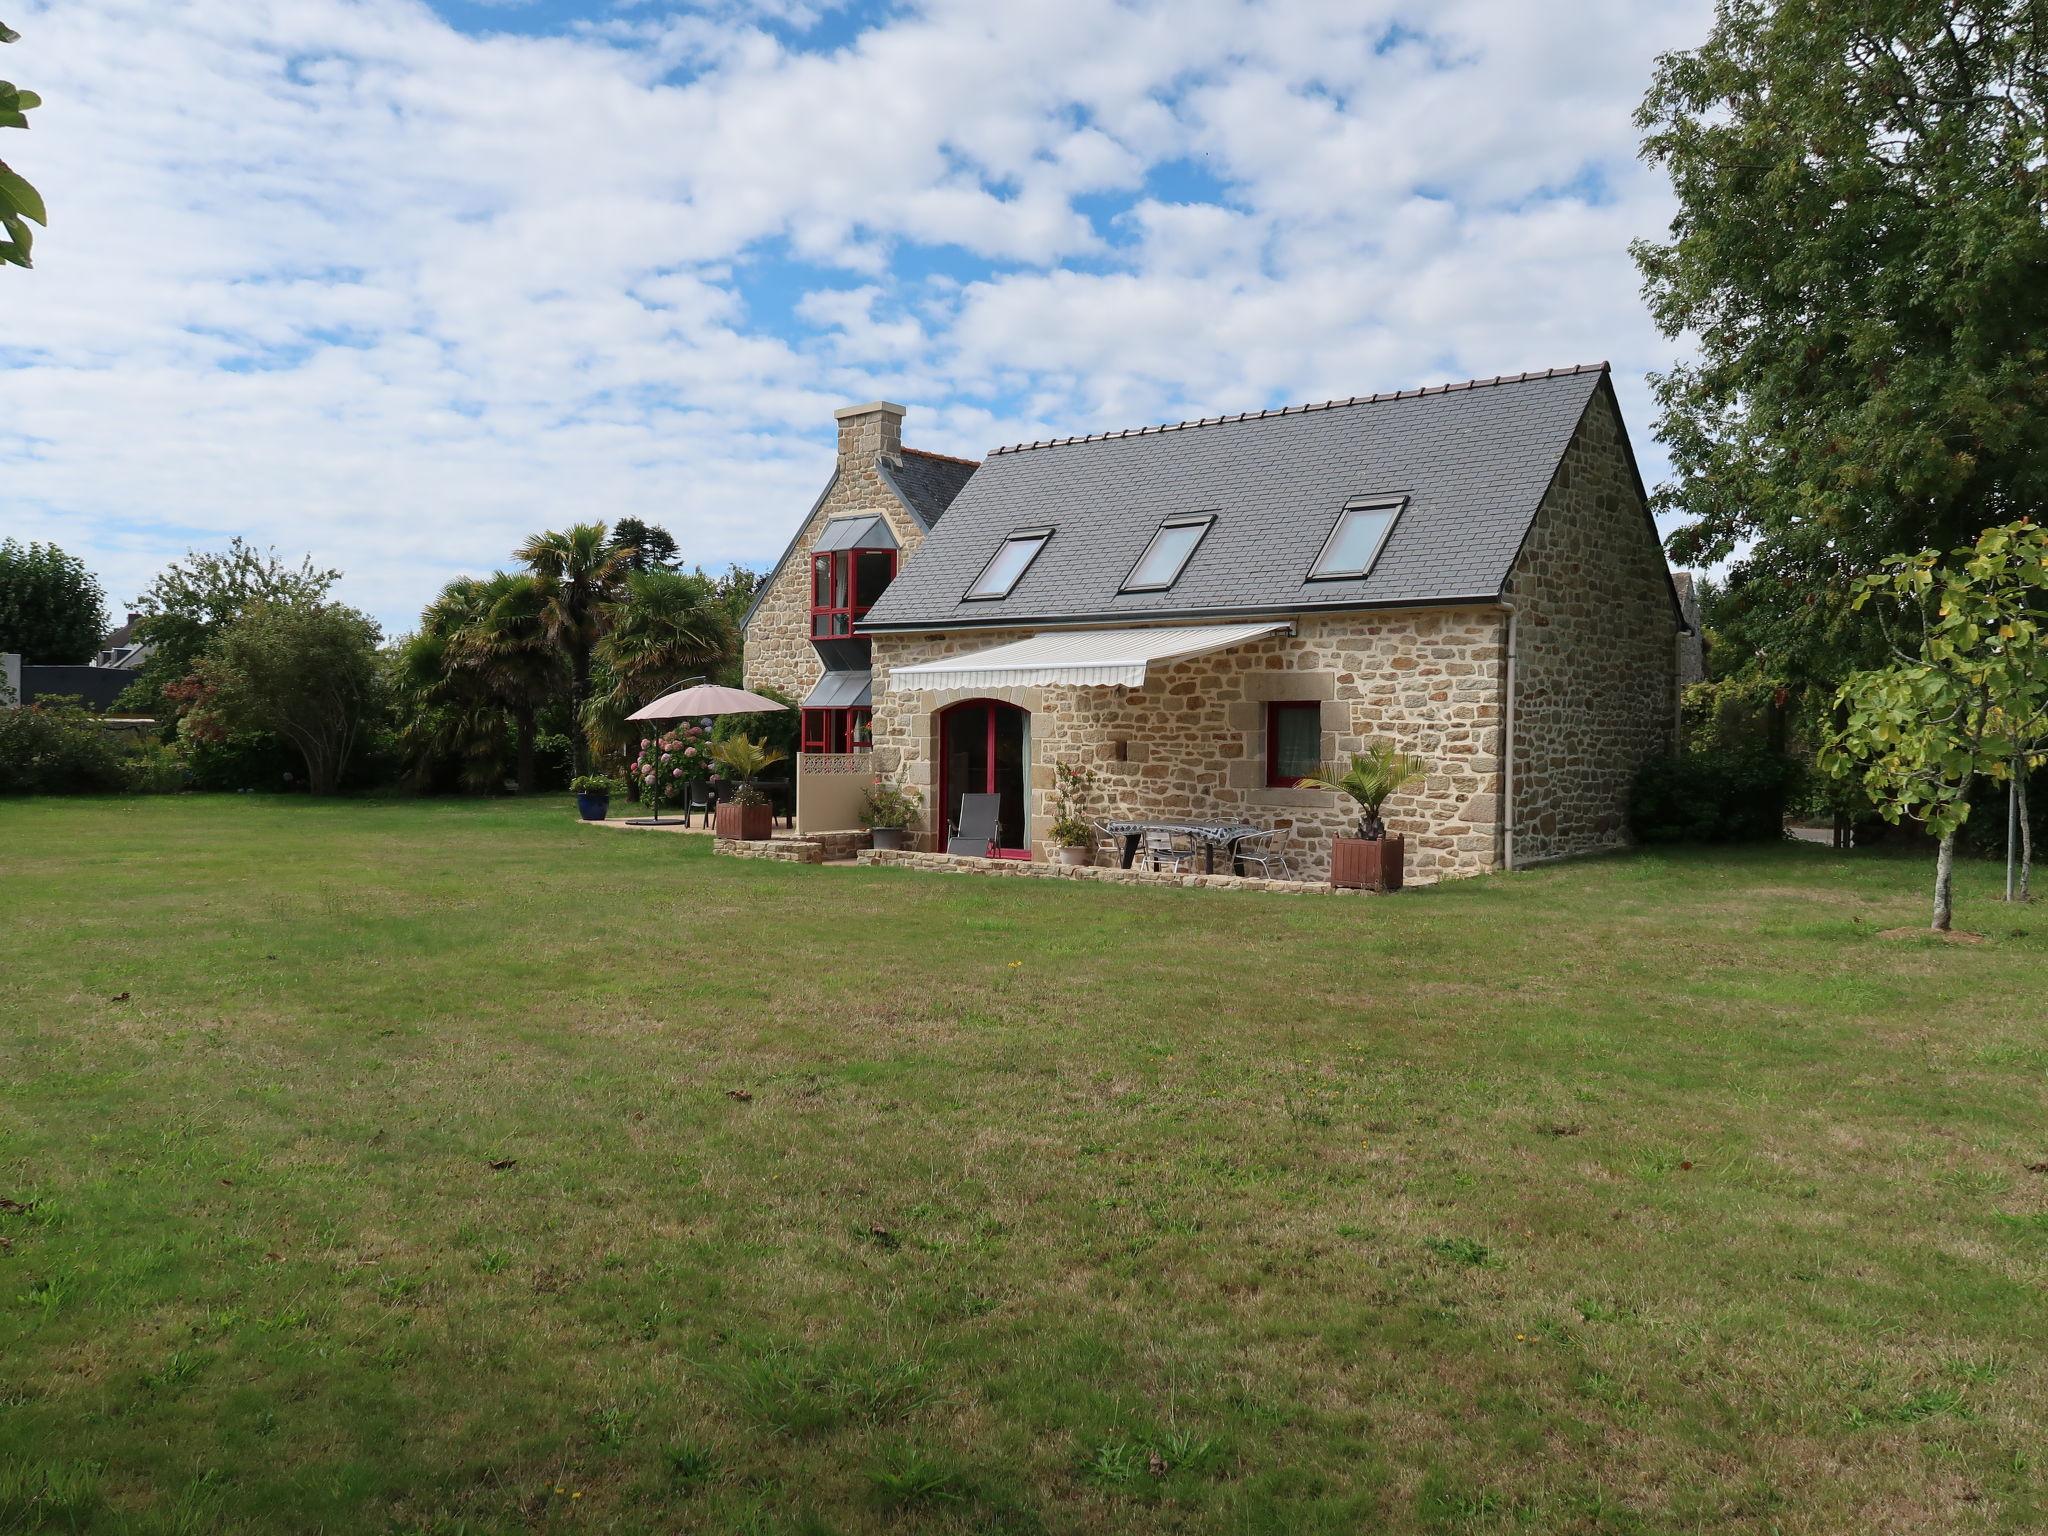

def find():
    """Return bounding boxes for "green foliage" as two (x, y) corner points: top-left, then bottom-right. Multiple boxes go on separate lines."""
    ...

(1634, 1), (2048, 689)
(707, 734), (786, 807)
(583, 569), (731, 759)
(1629, 747), (1803, 844)
(1298, 740), (1427, 840)
(857, 778), (922, 831)
(0, 695), (127, 793)
(124, 539), (341, 721)
(180, 729), (297, 793)
(187, 601), (383, 796)
(568, 774), (612, 797)
(0, 539), (106, 663)
(1049, 759), (1097, 846)
(607, 516), (680, 574)
(0, 18), (46, 271)
(123, 743), (189, 795)
(1822, 521), (2048, 839)
(515, 523), (633, 776)
(395, 572), (560, 794)
(710, 684), (798, 763)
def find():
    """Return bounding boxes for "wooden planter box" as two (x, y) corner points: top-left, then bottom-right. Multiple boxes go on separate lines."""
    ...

(715, 800), (773, 842)
(1331, 835), (1403, 892)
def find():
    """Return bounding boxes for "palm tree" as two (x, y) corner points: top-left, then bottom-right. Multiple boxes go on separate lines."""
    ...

(514, 523), (632, 776)
(583, 569), (734, 762)
(446, 572), (561, 793)
(397, 579), (517, 794)
(1298, 740), (1427, 841)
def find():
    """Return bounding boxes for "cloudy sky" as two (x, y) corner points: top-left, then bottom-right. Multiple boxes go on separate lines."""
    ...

(3, 0), (1709, 634)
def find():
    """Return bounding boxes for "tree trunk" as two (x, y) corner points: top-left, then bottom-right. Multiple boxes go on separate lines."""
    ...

(514, 707), (537, 795)
(569, 645), (591, 779)
(1931, 829), (1956, 932)
(2020, 767), (2033, 903)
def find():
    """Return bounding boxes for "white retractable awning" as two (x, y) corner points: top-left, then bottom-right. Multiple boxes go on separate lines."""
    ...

(886, 622), (1291, 691)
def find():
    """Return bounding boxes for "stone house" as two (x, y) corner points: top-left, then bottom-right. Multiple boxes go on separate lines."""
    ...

(742, 364), (1687, 881)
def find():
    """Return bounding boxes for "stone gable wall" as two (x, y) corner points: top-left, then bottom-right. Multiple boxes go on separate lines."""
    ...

(868, 607), (1508, 883)
(742, 431), (925, 705)
(1504, 385), (1679, 864)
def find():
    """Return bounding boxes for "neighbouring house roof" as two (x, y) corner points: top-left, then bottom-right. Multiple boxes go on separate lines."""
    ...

(802, 669), (873, 709)
(881, 448), (979, 531)
(887, 621), (1292, 691)
(861, 364), (1652, 633)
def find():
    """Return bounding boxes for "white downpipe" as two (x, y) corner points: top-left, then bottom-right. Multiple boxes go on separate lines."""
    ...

(1501, 605), (1518, 872)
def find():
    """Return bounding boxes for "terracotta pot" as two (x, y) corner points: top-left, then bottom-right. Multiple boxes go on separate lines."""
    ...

(1056, 844), (1093, 866)
(716, 800), (773, 842)
(870, 826), (904, 851)
(1331, 834), (1403, 892)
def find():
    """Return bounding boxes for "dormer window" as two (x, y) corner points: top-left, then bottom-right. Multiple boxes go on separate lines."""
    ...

(965, 528), (1051, 601)
(1308, 497), (1403, 581)
(1121, 514), (1213, 593)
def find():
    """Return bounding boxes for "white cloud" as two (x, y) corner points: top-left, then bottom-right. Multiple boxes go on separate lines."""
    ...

(1, 0), (1709, 631)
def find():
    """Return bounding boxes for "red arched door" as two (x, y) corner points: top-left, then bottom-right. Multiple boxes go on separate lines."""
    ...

(938, 699), (1030, 855)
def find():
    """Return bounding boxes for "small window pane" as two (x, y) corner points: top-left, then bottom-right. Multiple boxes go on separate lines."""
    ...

(1123, 519), (1210, 591)
(967, 533), (1048, 599)
(1271, 704), (1320, 784)
(1311, 503), (1398, 579)
(813, 555), (832, 606)
(853, 550), (893, 612)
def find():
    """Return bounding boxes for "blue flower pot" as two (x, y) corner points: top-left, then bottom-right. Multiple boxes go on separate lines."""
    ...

(576, 792), (609, 822)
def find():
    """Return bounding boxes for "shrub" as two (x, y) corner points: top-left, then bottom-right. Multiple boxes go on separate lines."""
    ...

(181, 729), (297, 792)
(0, 696), (129, 794)
(569, 774), (613, 796)
(124, 744), (190, 794)
(1628, 747), (1803, 844)
(858, 779), (922, 830)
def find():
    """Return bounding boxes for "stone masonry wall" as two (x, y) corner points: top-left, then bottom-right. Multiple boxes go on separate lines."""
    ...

(1504, 384), (1679, 864)
(868, 608), (1508, 883)
(742, 403), (926, 705)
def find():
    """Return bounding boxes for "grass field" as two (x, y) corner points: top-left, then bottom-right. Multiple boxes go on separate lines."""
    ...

(1, 797), (2044, 1535)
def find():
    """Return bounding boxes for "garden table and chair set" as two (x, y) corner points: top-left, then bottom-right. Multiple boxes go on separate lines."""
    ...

(943, 795), (1292, 879)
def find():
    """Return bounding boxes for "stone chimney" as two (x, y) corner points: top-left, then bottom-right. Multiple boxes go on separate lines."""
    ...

(833, 400), (905, 470)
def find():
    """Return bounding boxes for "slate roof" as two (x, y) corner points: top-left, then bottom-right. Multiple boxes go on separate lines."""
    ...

(881, 448), (979, 530)
(861, 364), (1637, 633)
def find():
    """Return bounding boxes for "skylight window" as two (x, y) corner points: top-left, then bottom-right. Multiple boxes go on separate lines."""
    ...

(965, 528), (1051, 600)
(1120, 514), (1213, 593)
(1308, 498), (1403, 581)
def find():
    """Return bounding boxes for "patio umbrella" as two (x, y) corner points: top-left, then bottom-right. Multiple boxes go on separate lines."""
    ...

(623, 682), (789, 826)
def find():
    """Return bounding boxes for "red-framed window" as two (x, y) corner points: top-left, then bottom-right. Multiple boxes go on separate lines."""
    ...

(810, 549), (897, 638)
(1266, 701), (1321, 787)
(801, 707), (873, 755)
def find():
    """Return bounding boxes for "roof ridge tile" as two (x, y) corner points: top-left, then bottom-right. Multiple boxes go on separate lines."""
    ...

(987, 361), (1610, 457)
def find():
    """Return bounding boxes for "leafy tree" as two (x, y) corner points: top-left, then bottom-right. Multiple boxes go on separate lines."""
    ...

(123, 539), (341, 717)
(514, 523), (631, 777)
(582, 569), (731, 762)
(0, 20), (46, 271)
(0, 539), (106, 662)
(1822, 521), (2048, 930)
(609, 517), (680, 574)
(395, 574), (561, 794)
(1634, 0), (2048, 692)
(181, 601), (382, 796)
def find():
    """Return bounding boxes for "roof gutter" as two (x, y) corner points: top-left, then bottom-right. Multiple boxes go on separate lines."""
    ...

(858, 592), (1505, 636)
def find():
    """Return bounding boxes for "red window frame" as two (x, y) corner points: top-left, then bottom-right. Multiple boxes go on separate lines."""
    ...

(810, 548), (897, 639)
(1266, 701), (1321, 787)
(801, 707), (872, 755)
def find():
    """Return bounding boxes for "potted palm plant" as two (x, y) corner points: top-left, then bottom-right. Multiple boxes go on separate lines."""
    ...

(707, 735), (786, 841)
(858, 779), (921, 851)
(1300, 741), (1426, 891)
(570, 774), (613, 821)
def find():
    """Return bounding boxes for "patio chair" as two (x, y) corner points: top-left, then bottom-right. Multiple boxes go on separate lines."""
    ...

(1144, 828), (1199, 876)
(1229, 828), (1289, 880)
(683, 780), (716, 827)
(1090, 819), (1124, 866)
(947, 793), (1002, 856)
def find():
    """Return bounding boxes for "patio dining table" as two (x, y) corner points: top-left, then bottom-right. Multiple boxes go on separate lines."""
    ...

(1103, 818), (1267, 875)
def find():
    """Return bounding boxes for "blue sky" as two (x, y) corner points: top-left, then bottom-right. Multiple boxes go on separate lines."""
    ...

(3, 0), (1710, 633)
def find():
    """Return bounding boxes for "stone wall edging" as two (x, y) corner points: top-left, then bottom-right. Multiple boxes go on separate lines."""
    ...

(854, 847), (1371, 895)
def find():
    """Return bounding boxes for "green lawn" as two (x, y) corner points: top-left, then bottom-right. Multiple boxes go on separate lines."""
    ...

(1, 798), (2044, 1535)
